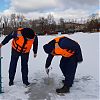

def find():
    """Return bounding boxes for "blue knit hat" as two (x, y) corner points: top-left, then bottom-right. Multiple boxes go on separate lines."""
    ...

(22, 28), (35, 39)
(43, 44), (54, 54)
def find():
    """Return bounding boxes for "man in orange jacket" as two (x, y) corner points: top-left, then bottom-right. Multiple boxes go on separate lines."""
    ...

(0, 28), (38, 86)
(43, 36), (83, 93)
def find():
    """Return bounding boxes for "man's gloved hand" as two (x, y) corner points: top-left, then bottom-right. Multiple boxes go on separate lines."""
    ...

(45, 67), (52, 74)
(34, 54), (37, 58)
(45, 68), (50, 74)
(0, 43), (3, 48)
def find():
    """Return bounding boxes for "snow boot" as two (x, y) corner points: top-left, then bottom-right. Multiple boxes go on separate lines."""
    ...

(23, 81), (30, 86)
(62, 80), (65, 83)
(9, 81), (14, 86)
(62, 80), (73, 87)
(56, 84), (70, 93)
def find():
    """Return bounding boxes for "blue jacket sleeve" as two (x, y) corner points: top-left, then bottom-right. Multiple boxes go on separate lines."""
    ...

(1, 32), (17, 45)
(75, 44), (83, 62)
(45, 54), (54, 68)
(33, 35), (38, 54)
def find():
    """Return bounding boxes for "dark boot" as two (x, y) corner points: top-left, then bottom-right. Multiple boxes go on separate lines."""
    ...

(62, 80), (65, 84)
(9, 81), (14, 86)
(56, 84), (70, 93)
(23, 81), (30, 86)
(62, 80), (73, 87)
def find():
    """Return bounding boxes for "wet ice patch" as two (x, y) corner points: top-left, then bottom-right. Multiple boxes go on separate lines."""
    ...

(27, 76), (57, 100)
(27, 75), (99, 100)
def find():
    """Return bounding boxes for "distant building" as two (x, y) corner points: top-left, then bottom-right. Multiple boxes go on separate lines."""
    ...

(64, 22), (85, 33)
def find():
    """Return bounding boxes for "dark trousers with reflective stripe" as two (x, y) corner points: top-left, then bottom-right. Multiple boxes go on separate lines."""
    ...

(9, 48), (29, 83)
(60, 56), (77, 87)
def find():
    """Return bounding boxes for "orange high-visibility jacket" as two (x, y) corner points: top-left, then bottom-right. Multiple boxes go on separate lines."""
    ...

(12, 28), (34, 53)
(53, 36), (75, 57)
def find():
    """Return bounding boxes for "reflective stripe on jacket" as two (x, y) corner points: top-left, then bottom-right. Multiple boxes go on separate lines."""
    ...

(53, 36), (75, 57)
(12, 28), (34, 53)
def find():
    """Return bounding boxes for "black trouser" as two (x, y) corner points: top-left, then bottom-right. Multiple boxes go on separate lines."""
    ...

(9, 48), (29, 83)
(60, 56), (77, 87)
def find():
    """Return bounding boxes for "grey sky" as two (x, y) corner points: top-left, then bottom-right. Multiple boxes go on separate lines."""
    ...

(11, 0), (99, 12)
(1, 0), (99, 19)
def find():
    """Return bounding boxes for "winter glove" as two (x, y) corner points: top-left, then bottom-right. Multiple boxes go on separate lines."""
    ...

(45, 67), (52, 74)
(34, 54), (37, 58)
(0, 43), (3, 48)
(45, 68), (49, 74)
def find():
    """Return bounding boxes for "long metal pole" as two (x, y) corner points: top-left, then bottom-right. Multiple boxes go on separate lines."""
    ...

(0, 47), (3, 93)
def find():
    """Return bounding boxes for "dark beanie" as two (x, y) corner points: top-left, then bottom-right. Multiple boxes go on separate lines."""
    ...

(43, 44), (54, 54)
(22, 28), (35, 39)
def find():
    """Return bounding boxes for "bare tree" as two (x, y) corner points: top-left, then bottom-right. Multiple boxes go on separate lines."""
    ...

(47, 14), (56, 33)
(9, 14), (16, 28)
(2, 16), (11, 35)
(86, 13), (100, 32)
(0, 17), (2, 28)
(3, 16), (9, 28)
(58, 18), (65, 31)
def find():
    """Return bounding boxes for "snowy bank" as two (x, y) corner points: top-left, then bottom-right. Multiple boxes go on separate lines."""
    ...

(0, 32), (99, 100)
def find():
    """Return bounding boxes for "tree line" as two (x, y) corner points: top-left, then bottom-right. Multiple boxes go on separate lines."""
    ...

(0, 13), (99, 35)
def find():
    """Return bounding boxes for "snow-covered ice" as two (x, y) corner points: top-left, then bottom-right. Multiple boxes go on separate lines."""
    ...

(0, 32), (99, 100)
